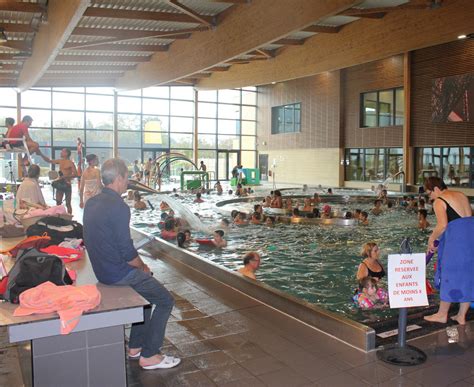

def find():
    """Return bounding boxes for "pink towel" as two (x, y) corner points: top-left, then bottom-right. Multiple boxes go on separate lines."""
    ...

(23, 205), (67, 219)
(14, 282), (101, 334)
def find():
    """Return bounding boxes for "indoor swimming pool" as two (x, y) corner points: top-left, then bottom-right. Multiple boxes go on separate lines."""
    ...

(130, 188), (436, 324)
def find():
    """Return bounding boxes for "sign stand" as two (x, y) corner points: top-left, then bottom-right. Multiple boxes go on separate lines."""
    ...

(377, 238), (427, 366)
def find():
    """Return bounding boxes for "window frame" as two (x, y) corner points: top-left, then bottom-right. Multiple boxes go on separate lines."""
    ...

(360, 87), (403, 128)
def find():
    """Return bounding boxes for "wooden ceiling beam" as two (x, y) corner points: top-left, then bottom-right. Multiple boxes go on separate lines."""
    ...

(17, 0), (90, 91)
(0, 22), (35, 33)
(0, 1), (44, 13)
(83, 7), (213, 25)
(197, 0), (472, 89)
(63, 43), (170, 52)
(273, 38), (306, 46)
(302, 25), (342, 33)
(208, 66), (230, 72)
(116, 0), (360, 90)
(55, 54), (151, 63)
(166, 0), (215, 28)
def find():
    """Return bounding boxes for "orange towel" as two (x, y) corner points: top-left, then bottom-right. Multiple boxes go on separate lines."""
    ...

(14, 281), (101, 334)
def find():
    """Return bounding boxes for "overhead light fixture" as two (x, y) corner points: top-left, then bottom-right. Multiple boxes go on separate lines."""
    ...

(271, 81), (276, 85)
(458, 34), (467, 39)
(458, 33), (474, 40)
(0, 28), (7, 44)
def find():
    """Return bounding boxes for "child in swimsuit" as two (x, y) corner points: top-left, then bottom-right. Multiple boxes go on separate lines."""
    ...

(356, 277), (388, 309)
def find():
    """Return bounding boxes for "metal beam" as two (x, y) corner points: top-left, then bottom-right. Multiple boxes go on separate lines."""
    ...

(273, 38), (306, 46)
(48, 63), (136, 71)
(17, 0), (90, 91)
(166, 0), (215, 28)
(55, 55), (151, 63)
(64, 43), (170, 52)
(116, 0), (361, 90)
(302, 25), (342, 33)
(83, 7), (214, 25)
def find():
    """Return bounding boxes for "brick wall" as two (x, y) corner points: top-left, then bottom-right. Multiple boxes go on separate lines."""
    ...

(342, 55), (404, 148)
(411, 39), (474, 147)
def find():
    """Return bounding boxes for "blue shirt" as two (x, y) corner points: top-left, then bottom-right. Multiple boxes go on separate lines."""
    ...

(83, 187), (137, 285)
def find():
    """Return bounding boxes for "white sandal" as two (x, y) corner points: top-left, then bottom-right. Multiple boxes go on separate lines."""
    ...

(128, 351), (141, 359)
(141, 355), (181, 370)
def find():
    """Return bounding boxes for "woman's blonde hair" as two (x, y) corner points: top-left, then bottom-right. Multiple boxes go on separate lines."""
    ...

(361, 242), (378, 258)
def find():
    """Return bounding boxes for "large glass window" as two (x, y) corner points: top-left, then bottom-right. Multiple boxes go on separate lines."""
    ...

(345, 148), (403, 182)
(360, 88), (404, 128)
(415, 147), (472, 187)
(271, 103), (301, 134)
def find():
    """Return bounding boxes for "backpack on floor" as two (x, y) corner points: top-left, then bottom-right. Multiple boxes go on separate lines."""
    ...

(3, 248), (73, 304)
(26, 216), (83, 245)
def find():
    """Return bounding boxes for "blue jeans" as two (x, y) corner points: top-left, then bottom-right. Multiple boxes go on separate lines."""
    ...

(114, 269), (174, 358)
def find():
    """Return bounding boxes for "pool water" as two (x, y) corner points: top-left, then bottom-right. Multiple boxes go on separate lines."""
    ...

(131, 189), (437, 324)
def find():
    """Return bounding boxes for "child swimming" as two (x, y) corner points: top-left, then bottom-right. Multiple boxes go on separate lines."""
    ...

(418, 209), (430, 230)
(356, 277), (388, 309)
(133, 191), (147, 210)
(212, 229), (227, 248)
(360, 211), (369, 225)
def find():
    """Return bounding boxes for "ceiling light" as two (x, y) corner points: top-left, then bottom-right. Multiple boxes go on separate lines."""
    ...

(458, 34), (467, 39)
(0, 28), (7, 44)
(271, 82), (276, 85)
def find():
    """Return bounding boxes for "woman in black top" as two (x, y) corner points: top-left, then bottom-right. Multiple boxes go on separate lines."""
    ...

(356, 242), (386, 282)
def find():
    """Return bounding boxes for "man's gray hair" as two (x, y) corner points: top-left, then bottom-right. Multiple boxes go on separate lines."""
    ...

(101, 158), (128, 186)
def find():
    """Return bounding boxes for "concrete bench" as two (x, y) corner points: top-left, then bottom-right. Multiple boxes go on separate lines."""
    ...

(0, 251), (148, 387)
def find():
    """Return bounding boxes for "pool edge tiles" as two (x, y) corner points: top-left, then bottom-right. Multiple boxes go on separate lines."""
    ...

(130, 227), (377, 352)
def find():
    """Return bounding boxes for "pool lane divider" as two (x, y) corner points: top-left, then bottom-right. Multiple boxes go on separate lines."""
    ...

(130, 227), (377, 352)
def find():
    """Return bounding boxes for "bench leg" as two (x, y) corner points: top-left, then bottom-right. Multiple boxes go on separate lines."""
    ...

(31, 325), (126, 387)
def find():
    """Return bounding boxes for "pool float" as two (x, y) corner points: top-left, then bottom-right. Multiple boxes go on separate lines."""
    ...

(195, 239), (215, 246)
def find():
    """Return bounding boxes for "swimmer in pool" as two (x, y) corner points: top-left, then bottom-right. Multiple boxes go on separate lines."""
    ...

(371, 199), (383, 216)
(312, 208), (320, 218)
(237, 252), (261, 280)
(233, 212), (248, 225)
(212, 229), (227, 248)
(292, 208), (301, 218)
(285, 198), (293, 212)
(354, 209), (362, 220)
(265, 216), (275, 226)
(194, 192), (204, 203)
(126, 189), (134, 201)
(176, 232), (186, 248)
(134, 191), (147, 210)
(310, 193), (321, 205)
(418, 209), (430, 230)
(250, 212), (261, 225)
(183, 229), (192, 243)
(344, 211), (353, 219)
(270, 190), (283, 208)
(418, 198), (426, 210)
(327, 188), (333, 195)
(321, 204), (332, 219)
(219, 218), (230, 230)
(356, 277), (388, 309)
(360, 211), (369, 225)
(214, 181), (223, 195)
(302, 198), (313, 212)
(356, 242), (385, 282)
(263, 196), (272, 208)
(160, 201), (170, 211)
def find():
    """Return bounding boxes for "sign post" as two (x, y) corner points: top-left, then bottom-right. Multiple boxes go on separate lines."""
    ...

(377, 238), (428, 366)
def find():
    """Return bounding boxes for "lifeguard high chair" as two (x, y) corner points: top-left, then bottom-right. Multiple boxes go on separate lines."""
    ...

(0, 136), (32, 186)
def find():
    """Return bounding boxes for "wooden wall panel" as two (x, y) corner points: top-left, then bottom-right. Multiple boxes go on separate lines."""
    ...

(342, 55), (404, 148)
(411, 39), (474, 147)
(257, 71), (340, 152)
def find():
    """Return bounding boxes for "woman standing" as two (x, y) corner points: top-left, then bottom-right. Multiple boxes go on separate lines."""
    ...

(423, 177), (474, 325)
(79, 154), (103, 209)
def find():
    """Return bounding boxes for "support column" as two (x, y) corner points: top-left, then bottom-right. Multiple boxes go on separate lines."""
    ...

(17, 92), (23, 178)
(193, 89), (199, 165)
(113, 90), (118, 158)
(403, 51), (413, 187)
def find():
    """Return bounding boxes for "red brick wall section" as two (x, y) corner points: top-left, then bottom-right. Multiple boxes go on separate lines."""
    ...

(411, 39), (474, 147)
(342, 55), (404, 148)
(257, 70), (341, 152)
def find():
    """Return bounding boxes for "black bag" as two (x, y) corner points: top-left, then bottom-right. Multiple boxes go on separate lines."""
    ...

(51, 178), (70, 193)
(4, 248), (73, 303)
(26, 216), (83, 245)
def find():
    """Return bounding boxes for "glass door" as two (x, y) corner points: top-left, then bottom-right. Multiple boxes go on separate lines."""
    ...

(217, 150), (240, 181)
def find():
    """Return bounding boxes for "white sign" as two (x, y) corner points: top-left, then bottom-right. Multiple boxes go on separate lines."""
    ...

(388, 253), (429, 308)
